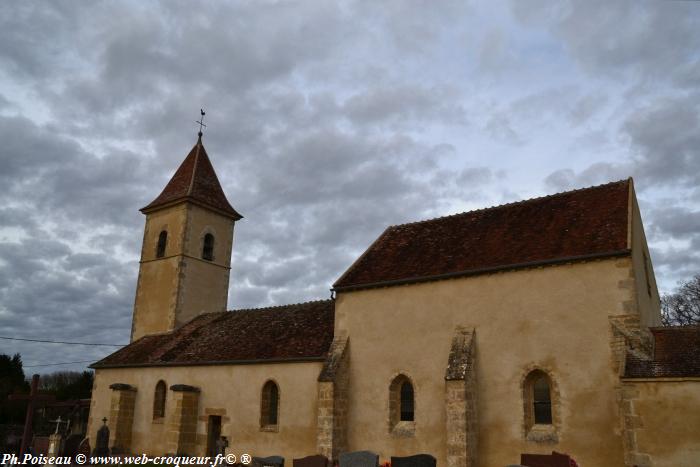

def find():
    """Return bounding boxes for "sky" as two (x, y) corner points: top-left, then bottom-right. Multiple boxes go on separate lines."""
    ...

(0, 0), (699, 373)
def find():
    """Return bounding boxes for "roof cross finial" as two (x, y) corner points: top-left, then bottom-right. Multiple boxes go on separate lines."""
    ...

(196, 109), (207, 138)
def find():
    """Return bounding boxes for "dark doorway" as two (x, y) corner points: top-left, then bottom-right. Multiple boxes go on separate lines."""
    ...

(206, 415), (222, 457)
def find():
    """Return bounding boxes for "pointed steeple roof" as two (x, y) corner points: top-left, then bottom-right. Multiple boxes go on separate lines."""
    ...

(141, 135), (242, 219)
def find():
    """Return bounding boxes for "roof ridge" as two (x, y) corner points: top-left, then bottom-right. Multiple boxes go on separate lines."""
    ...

(388, 178), (631, 230)
(186, 137), (202, 196)
(228, 298), (332, 313)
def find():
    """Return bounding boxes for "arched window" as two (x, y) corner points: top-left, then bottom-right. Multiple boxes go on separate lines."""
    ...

(533, 375), (552, 424)
(153, 380), (166, 420)
(524, 369), (553, 429)
(156, 231), (168, 258)
(260, 380), (279, 428)
(400, 380), (415, 421)
(202, 233), (214, 261)
(389, 374), (415, 433)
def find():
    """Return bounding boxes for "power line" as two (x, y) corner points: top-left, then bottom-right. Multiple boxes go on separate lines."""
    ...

(24, 360), (96, 368)
(0, 336), (125, 347)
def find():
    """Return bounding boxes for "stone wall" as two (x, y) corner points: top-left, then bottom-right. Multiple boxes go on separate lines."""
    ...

(317, 333), (349, 460)
(108, 383), (137, 454)
(444, 327), (477, 467)
(166, 384), (201, 455)
(609, 314), (654, 466)
(618, 383), (652, 467)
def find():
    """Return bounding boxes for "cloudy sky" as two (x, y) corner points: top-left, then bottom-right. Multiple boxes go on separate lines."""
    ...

(1, 0), (699, 373)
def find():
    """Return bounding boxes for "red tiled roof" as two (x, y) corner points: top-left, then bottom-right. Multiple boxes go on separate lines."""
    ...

(334, 180), (631, 290)
(141, 136), (242, 219)
(91, 300), (333, 368)
(625, 327), (700, 378)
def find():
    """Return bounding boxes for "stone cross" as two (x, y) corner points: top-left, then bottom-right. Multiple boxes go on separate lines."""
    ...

(8, 374), (56, 455)
(50, 415), (67, 434)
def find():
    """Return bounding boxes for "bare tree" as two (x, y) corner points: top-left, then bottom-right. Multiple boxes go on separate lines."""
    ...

(661, 274), (700, 326)
(39, 370), (94, 400)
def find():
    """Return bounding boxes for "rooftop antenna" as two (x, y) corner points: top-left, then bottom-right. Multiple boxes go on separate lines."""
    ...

(196, 109), (207, 137)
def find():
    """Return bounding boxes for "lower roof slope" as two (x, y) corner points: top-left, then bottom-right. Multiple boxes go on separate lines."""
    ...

(92, 300), (334, 368)
(334, 179), (631, 290)
(625, 327), (700, 378)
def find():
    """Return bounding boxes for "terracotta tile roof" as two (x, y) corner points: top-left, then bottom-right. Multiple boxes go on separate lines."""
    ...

(334, 179), (631, 290)
(91, 300), (333, 368)
(625, 326), (700, 378)
(141, 136), (242, 219)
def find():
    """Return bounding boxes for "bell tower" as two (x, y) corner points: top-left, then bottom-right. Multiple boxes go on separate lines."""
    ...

(130, 133), (242, 341)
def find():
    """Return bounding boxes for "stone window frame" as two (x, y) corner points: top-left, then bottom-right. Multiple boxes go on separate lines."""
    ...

(260, 379), (280, 432)
(521, 365), (560, 443)
(153, 380), (167, 422)
(388, 373), (416, 437)
(200, 228), (217, 262)
(156, 230), (168, 258)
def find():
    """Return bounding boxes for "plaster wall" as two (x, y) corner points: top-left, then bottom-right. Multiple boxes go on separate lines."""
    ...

(334, 258), (637, 467)
(131, 205), (188, 340)
(630, 379), (700, 467)
(90, 362), (323, 458)
(628, 183), (661, 328)
(131, 203), (236, 340)
(175, 204), (235, 326)
(182, 204), (235, 266)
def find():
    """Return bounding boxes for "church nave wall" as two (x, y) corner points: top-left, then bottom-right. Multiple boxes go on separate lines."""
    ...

(90, 361), (324, 458)
(334, 257), (633, 467)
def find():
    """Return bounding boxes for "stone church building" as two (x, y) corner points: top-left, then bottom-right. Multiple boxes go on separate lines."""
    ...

(88, 135), (700, 466)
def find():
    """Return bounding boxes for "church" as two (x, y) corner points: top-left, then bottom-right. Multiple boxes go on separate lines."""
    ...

(88, 134), (700, 467)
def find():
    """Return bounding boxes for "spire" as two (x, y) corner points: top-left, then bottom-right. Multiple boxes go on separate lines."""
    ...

(141, 137), (242, 220)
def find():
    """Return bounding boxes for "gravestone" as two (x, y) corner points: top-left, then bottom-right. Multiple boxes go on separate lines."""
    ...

(47, 416), (67, 457)
(339, 451), (379, 467)
(390, 454), (436, 467)
(293, 454), (329, 467)
(215, 436), (229, 456)
(63, 434), (84, 459)
(520, 451), (572, 467)
(93, 418), (110, 456)
(32, 437), (49, 456)
(77, 438), (91, 458)
(253, 455), (285, 467)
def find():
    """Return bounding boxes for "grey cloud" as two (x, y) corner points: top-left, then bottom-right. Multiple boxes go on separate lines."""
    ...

(651, 244), (700, 294)
(0, 232), (134, 368)
(648, 207), (700, 240)
(624, 97), (700, 188)
(2, 0), (698, 372)
(485, 112), (522, 145)
(544, 163), (629, 192)
(545, 95), (700, 192)
(511, 0), (700, 83)
(457, 167), (494, 185)
(568, 94), (608, 125)
(343, 85), (466, 127)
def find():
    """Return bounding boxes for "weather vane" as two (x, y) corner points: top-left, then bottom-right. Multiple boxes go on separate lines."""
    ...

(196, 109), (207, 136)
